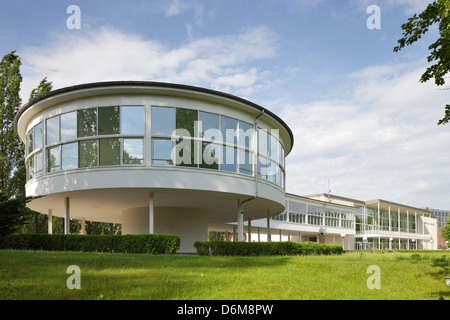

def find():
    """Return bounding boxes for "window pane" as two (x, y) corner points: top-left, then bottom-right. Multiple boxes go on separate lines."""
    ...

(239, 121), (254, 150)
(123, 138), (143, 164)
(269, 133), (279, 161)
(46, 116), (60, 145)
(121, 106), (144, 135)
(174, 138), (197, 167)
(153, 139), (173, 165)
(258, 156), (268, 180)
(176, 108), (198, 138)
(62, 142), (78, 171)
(79, 140), (98, 167)
(34, 122), (43, 150)
(199, 111), (219, 140)
(28, 156), (35, 179)
(36, 152), (43, 177)
(27, 128), (34, 154)
(221, 145), (236, 172)
(238, 149), (252, 175)
(221, 116), (238, 145)
(201, 142), (219, 170)
(60, 112), (77, 141)
(151, 106), (174, 135)
(48, 146), (61, 172)
(258, 128), (268, 156)
(99, 138), (120, 166)
(77, 108), (97, 137)
(98, 106), (120, 135)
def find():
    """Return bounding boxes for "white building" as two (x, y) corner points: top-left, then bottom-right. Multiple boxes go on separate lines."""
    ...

(15, 81), (437, 252)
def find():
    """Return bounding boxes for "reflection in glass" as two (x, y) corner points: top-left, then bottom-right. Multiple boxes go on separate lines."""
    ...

(221, 145), (236, 172)
(258, 128), (268, 156)
(151, 106), (174, 135)
(62, 143), (78, 171)
(221, 116), (238, 145)
(201, 142), (219, 170)
(48, 146), (61, 172)
(176, 108), (198, 138)
(199, 112), (219, 139)
(34, 123), (43, 150)
(99, 138), (120, 166)
(174, 138), (197, 167)
(239, 121), (253, 150)
(28, 157), (34, 179)
(238, 149), (252, 175)
(46, 116), (60, 145)
(258, 156), (268, 179)
(123, 138), (143, 164)
(77, 108), (97, 137)
(121, 106), (144, 135)
(27, 129), (34, 155)
(152, 139), (173, 165)
(61, 112), (77, 141)
(36, 152), (43, 177)
(79, 140), (98, 167)
(99, 106), (120, 135)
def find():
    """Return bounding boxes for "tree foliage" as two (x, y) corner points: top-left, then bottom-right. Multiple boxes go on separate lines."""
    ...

(442, 219), (450, 242)
(394, 0), (450, 125)
(0, 191), (31, 236)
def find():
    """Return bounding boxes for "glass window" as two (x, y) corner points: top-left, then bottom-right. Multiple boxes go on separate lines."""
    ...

(123, 138), (144, 164)
(46, 116), (60, 145)
(174, 138), (197, 167)
(34, 122), (43, 150)
(258, 128), (268, 156)
(238, 149), (252, 175)
(221, 145), (236, 173)
(62, 143), (78, 171)
(239, 121), (254, 150)
(269, 133), (279, 161)
(201, 142), (219, 170)
(99, 138), (120, 166)
(28, 156), (35, 179)
(152, 139), (173, 165)
(48, 146), (61, 172)
(36, 152), (43, 177)
(151, 106), (174, 136)
(77, 108), (97, 137)
(267, 159), (276, 183)
(60, 112), (77, 141)
(99, 106), (120, 135)
(199, 111), (219, 140)
(27, 129), (34, 155)
(258, 156), (268, 180)
(79, 140), (98, 167)
(221, 116), (238, 145)
(121, 106), (144, 135)
(176, 108), (198, 138)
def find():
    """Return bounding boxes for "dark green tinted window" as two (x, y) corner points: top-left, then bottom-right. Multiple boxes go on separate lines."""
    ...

(79, 139), (98, 167)
(99, 138), (120, 166)
(176, 108), (198, 137)
(77, 108), (97, 137)
(98, 106), (120, 135)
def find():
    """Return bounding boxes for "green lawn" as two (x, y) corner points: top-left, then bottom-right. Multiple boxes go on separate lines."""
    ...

(0, 249), (448, 300)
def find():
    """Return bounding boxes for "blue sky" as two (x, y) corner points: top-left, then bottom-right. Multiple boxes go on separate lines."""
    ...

(1, 0), (449, 209)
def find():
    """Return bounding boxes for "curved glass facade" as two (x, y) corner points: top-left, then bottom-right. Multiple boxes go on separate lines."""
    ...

(26, 104), (286, 188)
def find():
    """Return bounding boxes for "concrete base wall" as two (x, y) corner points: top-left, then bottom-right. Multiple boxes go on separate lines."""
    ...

(122, 207), (208, 253)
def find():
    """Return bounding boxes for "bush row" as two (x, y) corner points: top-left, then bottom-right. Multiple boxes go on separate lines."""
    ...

(0, 233), (180, 254)
(193, 241), (343, 256)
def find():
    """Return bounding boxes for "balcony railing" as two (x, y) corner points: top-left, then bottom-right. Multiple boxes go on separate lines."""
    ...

(356, 229), (431, 240)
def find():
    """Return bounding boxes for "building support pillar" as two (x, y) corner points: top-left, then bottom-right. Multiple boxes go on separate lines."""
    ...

(237, 199), (244, 242)
(266, 210), (271, 242)
(149, 192), (154, 234)
(64, 197), (70, 235)
(81, 218), (86, 235)
(247, 218), (252, 242)
(48, 209), (53, 234)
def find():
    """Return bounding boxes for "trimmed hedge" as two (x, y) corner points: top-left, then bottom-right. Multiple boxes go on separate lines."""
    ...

(194, 241), (343, 256)
(0, 233), (180, 254)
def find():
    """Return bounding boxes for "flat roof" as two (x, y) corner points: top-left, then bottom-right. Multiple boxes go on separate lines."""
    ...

(365, 199), (430, 214)
(15, 81), (294, 153)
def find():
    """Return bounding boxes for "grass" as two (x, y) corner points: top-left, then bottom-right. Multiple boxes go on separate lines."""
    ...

(0, 249), (449, 300)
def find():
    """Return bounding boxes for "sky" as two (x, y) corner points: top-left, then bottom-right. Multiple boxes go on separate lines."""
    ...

(1, 0), (449, 210)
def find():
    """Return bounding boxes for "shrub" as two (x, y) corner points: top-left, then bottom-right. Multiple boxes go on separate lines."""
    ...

(0, 233), (180, 254)
(193, 241), (343, 256)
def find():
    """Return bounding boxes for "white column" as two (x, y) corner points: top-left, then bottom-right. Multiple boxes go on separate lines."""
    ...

(48, 209), (53, 234)
(248, 218), (252, 242)
(64, 197), (70, 234)
(266, 210), (271, 242)
(398, 207), (401, 233)
(149, 192), (154, 234)
(237, 199), (244, 242)
(81, 218), (86, 235)
(388, 205), (391, 232)
(258, 227), (260, 242)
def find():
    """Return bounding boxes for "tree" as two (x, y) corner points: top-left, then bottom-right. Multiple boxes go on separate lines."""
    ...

(0, 191), (31, 236)
(0, 51), (23, 196)
(394, 0), (450, 125)
(442, 219), (450, 243)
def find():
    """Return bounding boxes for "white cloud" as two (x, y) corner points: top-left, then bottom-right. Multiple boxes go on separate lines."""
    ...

(281, 61), (450, 209)
(19, 25), (278, 102)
